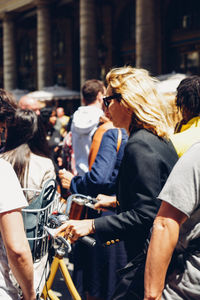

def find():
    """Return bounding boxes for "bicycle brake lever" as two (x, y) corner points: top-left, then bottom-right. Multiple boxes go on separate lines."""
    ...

(44, 226), (72, 252)
(57, 236), (72, 252)
(43, 225), (58, 237)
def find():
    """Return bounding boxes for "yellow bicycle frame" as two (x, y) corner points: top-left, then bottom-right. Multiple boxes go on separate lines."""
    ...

(41, 253), (81, 300)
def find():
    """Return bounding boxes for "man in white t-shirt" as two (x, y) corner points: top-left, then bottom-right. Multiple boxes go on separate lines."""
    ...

(0, 158), (36, 300)
(71, 79), (104, 176)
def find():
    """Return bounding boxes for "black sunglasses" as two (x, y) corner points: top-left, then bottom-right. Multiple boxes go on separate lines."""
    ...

(103, 93), (121, 108)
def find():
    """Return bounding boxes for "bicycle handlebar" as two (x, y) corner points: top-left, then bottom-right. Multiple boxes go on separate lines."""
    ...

(65, 194), (116, 216)
(42, 194), (99, 251)
(79, 236), (96, 247)
(65, 194), (98, 216)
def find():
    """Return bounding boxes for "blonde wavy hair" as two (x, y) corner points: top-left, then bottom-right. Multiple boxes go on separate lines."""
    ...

(106, 66), (173, 138)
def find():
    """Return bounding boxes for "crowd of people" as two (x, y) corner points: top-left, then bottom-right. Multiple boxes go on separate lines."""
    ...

(1, 66), (200, 300)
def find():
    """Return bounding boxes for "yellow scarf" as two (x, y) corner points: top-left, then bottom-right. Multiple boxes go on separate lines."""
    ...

(180, 116), (200, 132)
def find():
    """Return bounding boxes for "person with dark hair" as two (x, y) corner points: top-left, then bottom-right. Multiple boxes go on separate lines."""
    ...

(40, 106), (62, 168)
(176, 75), (200, 121)
(0, 89), (17, 150)
(82, 79), (105, 105)
(1, 108), (56, 295)
(71, 79), (104, 176)
(0, 88), (17, 120)
(2, 109), (56, 195)
(0, 90), (36, 300)
(56, 107), (69, 137)
(170, 75), (200, 157)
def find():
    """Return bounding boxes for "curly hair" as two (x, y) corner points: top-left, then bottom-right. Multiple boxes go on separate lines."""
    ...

(176, 76), (200, 116)
(106, 66), (173, 138)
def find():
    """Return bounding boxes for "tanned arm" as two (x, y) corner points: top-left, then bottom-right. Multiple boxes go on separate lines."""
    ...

(0, 208), (36, 300)
(144, 202), (187, 300)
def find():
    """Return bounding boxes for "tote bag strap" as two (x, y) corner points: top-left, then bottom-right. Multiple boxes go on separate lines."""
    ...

(117, 128), (122, 152)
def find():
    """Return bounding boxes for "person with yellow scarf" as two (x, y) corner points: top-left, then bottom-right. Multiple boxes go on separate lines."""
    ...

(170, 76), (200, 157)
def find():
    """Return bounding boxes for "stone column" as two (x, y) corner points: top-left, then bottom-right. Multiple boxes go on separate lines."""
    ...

(136, 0), (157, 74)
(80, 0), (98, 90)
(102, 4), (112, 76)
(36, 0), (52, 90)
(65, 19), (73, 89)
(2, 13), (17, 91)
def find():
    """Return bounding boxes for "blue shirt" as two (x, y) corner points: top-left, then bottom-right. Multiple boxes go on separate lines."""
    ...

(70, 128), (128, 197)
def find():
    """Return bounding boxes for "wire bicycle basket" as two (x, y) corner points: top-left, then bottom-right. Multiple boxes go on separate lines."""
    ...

(22, 187), (61, 262)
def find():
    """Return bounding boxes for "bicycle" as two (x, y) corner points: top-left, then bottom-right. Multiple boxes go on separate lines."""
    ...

(22, 191), (97, 300)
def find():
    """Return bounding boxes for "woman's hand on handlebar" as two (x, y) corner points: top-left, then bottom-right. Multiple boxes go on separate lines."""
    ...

(55, 219), (95, 243)
(58, 169), (74, 190)
(94, 194), (117, 210)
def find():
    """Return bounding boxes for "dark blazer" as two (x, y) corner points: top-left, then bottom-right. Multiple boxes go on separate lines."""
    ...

(94, 129), (178, 260)
(70, 128), (128, 197)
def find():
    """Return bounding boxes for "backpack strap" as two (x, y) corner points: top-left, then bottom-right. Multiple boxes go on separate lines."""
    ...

(88, 121), (113, 170)
(117, 128), (122, 152)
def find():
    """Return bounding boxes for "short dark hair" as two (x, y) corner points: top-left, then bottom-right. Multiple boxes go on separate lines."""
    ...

(82, 79), (104, 105)
(176, 76), (200, 116)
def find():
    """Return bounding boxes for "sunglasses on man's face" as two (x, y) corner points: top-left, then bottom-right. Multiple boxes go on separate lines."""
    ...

(103, 93), (121, 108)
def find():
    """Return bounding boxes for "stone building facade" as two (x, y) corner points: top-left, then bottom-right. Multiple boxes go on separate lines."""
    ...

(0, 0), (200, 95)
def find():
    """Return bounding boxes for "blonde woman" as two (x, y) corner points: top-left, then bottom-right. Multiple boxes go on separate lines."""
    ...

(56, 67), (178, 299)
